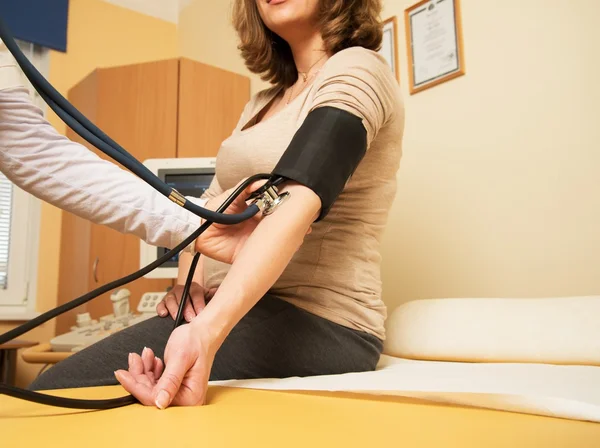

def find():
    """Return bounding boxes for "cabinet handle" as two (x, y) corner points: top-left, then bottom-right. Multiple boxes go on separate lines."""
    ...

(92, 257), (99, 283)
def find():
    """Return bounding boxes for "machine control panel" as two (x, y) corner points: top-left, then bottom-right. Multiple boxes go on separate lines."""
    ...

(50, 290), (167, 352)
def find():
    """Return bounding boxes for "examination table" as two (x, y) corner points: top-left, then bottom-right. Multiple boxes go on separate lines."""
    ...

(2, 296), (600, 447)
(1, 376), (599, 447)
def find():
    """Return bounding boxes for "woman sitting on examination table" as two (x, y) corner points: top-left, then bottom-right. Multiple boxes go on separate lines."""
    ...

(1, 0), (404, 408)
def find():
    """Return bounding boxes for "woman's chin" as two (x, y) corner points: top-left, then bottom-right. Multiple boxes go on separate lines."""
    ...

(268, 19), (313, 42)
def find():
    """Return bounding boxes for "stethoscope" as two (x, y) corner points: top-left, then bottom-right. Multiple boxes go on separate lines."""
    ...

(0, 17), (288, 410)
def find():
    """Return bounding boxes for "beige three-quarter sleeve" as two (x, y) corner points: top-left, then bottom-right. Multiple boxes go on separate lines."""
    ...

(310, 47), (398, 147)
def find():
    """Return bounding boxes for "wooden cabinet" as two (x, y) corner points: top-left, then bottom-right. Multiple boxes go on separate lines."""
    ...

(55, 58), (250, 334)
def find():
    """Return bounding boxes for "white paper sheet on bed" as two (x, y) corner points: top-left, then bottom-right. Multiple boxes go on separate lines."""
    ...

(210, 355), (600, 423)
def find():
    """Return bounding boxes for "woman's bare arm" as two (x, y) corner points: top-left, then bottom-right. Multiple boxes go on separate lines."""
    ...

(176, 252), (204, 286)
(191, 182), (320, 346)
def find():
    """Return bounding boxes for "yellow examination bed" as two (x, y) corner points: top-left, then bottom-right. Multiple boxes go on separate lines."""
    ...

(2, 296), (600, 447)
(1, 376), (599, 448)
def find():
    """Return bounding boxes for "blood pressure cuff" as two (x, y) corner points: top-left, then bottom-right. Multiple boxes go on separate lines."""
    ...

(271, 106), (367, 221)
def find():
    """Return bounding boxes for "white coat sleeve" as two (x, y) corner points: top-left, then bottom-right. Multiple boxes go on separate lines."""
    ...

(0, 43), (201, 249)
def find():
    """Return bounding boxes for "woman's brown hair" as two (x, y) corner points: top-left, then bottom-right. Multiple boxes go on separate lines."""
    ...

(232, 0), (383, 89)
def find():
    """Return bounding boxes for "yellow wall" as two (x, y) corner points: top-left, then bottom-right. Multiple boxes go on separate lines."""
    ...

(379, 0), (600, 312)
(178, 0), (270, 95)
(178, 0), (600, 313)
(0, 0), (178, 387)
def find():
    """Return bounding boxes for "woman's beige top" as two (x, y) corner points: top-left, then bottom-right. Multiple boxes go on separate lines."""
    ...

(202, 47), (405, 340)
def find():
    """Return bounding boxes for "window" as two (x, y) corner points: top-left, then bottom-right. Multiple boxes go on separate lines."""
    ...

(0, 40), (46, 319)
(0, 175), (40, 312)
(0, 176), (11, 288)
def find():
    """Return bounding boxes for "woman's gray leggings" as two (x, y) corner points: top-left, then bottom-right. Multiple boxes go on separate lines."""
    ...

(29, 294), (383, 390)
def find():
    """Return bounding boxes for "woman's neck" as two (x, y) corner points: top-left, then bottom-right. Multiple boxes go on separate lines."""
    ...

(288, 32), (328, 77)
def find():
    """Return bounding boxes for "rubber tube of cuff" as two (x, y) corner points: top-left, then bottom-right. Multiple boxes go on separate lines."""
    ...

(173, 252), (201, 329)
(0, 174), (270, 409)
(0, 172), (269, 346)
(0, 384), (138, 410)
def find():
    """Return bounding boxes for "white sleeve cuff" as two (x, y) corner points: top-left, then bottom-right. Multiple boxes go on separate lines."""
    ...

(0, 40), (25, 91)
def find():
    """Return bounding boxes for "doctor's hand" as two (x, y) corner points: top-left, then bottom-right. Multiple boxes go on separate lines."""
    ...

(193, 179), (267, 265)
(114, 322), (215, 409)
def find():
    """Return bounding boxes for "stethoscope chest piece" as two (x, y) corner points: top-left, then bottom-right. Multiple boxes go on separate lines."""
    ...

(252, 186), (290, 216)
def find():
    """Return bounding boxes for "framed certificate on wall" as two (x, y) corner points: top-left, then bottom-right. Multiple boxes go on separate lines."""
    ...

(379, 16), (400, 83)
(405, 0), (466, 94)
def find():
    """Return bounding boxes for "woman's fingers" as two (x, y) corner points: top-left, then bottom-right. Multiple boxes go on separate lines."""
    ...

(233, 177), (267, 196)
(205, 287), (218, 302)
(179, 288), (201, 322)
(183, 292), (196, 322)
(141, 347), (154, 373)
(157, 289), (181, 318)
(141, 346), (164, 381)
(157, 284), (208, 321)
(245, 179), (268, 195)
(125, 350), (156, 389)
(158, 289), (185, 320)
(238, 180), (268, 208)
(190, 291), (206, 315)
(114, 369), (155, 406)
(164, 292), (180, 320)
(156, 300), (168, 317)
(153, 356), (164, 380)
(183, 283), (208, 320)
(225, 179), (268, 210)
(128, 352), (144, 376)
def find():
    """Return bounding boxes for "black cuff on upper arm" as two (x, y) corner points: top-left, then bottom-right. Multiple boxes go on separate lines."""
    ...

(271, 106), (367, 221)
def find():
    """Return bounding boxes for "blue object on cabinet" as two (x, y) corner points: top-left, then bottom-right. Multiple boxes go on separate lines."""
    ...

(0, 0), (70, 52)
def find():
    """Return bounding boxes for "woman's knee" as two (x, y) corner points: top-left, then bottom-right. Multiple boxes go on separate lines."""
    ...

(29, 315), (173, 390)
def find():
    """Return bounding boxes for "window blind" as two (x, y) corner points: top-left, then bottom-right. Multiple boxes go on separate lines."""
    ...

(0, 173), (12, 290)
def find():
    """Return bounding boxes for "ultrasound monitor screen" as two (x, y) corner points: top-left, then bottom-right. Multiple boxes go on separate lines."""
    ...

(164, 173), (214, 198)
(157, 170), (215, 268)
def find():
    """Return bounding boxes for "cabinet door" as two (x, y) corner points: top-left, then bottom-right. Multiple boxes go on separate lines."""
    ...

(177, 58), (250, 158)
(85, 60), (180, 319)
(57, 72), (98, 335)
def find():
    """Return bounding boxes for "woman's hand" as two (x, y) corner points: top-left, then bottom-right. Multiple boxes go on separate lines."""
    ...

(193, 180), (267, 264)
(114, 323), (216, 409)
(156, 283), (217, 322)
